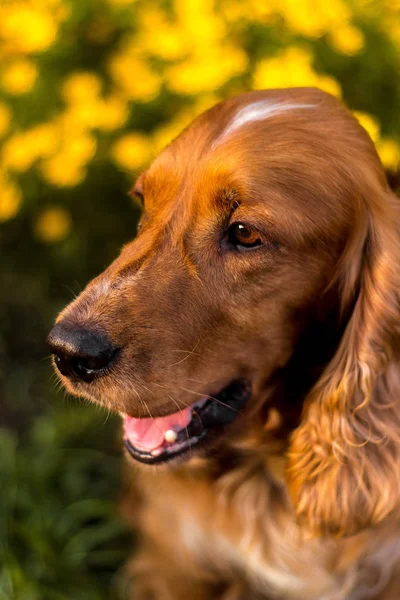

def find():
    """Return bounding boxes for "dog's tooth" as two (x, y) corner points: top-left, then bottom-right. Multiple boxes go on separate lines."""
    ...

(151, 448), (164, 457)
(164, 429), (178, 443)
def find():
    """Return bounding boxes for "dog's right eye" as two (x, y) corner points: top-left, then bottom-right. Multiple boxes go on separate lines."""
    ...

(226, 222), (263, 250)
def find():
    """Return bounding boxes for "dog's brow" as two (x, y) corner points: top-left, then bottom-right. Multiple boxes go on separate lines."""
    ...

(215, 101), (316, 146)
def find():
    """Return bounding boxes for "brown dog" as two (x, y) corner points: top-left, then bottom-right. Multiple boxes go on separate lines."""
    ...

(48, 88), (400, 599)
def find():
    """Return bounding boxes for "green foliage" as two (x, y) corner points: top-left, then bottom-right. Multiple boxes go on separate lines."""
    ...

(0, 405), (130, 600)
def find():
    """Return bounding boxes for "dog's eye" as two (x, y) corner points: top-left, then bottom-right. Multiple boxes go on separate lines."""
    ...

(132, 190), (144, 206)
(228, 222), (263, 249)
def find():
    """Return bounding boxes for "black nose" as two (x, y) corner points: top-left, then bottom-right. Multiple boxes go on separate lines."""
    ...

(47, 321), (119, 383)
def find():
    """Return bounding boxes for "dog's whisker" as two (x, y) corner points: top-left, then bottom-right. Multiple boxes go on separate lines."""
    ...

(62, 281), (83, 300)
(165, 392), (192, 454)
(136, 383), (167, 438)
(42, 354), (55, 363)
(186, 377), (220, 386)
(159, 338), (202, 370)
(179, 386), (243, 416)
(129, 385), (150, 421)
(102, 405), (113, 426)
(153, 382), (204, 426)
(165, 393), (184, 416)
(51, 375), (65, 395)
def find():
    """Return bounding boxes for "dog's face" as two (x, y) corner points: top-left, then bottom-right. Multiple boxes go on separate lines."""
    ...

(48, 88), (400, 537)
(48, 89), (349, 461)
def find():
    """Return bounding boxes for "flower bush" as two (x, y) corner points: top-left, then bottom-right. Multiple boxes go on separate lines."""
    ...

(1, 0), (399, 236)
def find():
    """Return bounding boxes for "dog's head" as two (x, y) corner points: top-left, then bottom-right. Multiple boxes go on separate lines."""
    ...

(48, 88), (400, 537)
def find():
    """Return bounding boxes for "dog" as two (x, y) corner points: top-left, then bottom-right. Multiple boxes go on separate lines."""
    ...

(48, 87), (400, 599)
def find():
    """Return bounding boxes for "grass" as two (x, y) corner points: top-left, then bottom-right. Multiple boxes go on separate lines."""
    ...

(0, 403), (131, 600)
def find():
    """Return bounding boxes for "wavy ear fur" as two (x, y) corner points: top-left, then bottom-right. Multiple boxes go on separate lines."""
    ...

(287, 184), (400, 538)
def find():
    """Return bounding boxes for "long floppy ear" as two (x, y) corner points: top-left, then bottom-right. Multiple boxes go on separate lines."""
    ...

(287, 186), (400, 538)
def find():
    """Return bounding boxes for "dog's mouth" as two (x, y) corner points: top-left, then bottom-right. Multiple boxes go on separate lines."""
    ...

(122, 379), (251, 465)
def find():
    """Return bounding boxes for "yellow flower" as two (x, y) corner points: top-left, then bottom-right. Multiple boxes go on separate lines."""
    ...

(376, 138), (400, 170)
(63, 103), (102, 129)
(386, 19), (400, 48)
(2, 123), (61, 172)
(329, 24), (365, 55)
(384, 0), (400, 9)
(107, 0), (136, 5)
(2, 133), (37, 172)
(220, 0), (252, 22)
(109, 53), (161, 101)
(282, 2), (326, 37)
(2, 60), (38, 95)
(353, 111), (380, 143)
(137, 6), (167, 30)
(0, 102), (11, 138)
(61, 96), (129, 131)
(136, 26), (188, 61)
(280, 0), (350, 37)
(39, 127), (95, 186)
(220, 0), (276, 23)
(62, 72), (102, 104)
(0, 5), (58, 53)
(253, 47), (341, 97)
(0, 178), (22, 222)
(41, 155), (86, 187)
(61, 83), (128, 131)
(62, 133), (97, 164)
(166, 46), (248, 95)
(111, 133), (152, 171)
(97, 95), (129, 132)
(247, 0), (274, 21)
(35, 207), (71, 243)
(26, 123), (60, 158)
(174, 0), (226, 44)
(315, 75), (342, 98)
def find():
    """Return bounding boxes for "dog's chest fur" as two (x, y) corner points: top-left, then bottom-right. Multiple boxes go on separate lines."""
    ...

(133, 457), (392, 600)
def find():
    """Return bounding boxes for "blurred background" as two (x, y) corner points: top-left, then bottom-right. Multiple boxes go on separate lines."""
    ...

(0, 0), (399, 598)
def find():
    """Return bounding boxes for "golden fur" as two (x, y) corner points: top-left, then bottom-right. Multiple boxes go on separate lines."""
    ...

(51, 88), (400, 599)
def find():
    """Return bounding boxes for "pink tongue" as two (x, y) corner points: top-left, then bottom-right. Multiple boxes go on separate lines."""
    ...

(123, 407), (191, 452)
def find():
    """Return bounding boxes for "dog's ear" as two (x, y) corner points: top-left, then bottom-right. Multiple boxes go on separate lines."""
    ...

(287, 187), (400, 538)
